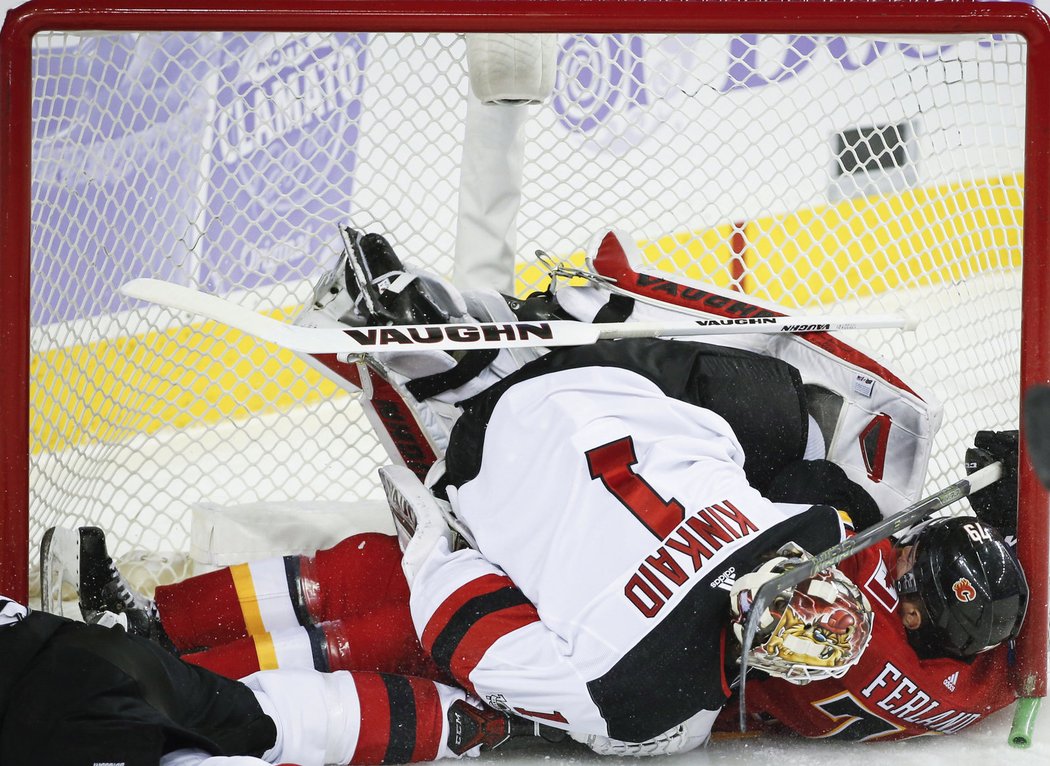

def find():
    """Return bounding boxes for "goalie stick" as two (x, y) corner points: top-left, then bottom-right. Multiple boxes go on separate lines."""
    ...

(736, 461), (1003, 732)
(120, 277), (917, 355)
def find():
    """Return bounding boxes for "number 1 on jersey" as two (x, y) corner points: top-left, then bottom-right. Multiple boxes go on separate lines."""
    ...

(586, 436), (686, 539)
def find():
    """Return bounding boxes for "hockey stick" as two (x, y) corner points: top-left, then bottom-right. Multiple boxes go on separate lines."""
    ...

(736, 461), (1003, 732)
(120, 278), (916, 355)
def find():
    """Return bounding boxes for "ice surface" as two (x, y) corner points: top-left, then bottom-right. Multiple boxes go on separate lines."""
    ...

(480, 699), (1049, 764)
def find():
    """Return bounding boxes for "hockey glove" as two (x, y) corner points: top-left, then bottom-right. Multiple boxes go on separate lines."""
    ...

(965, 429), (1018, 537)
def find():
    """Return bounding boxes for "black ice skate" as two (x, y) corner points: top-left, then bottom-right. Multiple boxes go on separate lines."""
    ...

(77, 526), (172, 648)
(339, 226), (452, 326)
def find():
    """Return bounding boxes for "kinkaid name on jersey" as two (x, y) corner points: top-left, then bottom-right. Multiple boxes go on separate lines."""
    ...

(625, 499), (758, 618)
(341, 322), (555, 346)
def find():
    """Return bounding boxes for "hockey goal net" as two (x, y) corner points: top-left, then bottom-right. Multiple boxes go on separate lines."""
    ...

(0, 1), (1046, 697)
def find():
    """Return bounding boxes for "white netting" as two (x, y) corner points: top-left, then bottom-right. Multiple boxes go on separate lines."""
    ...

(27, 30), (1024, 590)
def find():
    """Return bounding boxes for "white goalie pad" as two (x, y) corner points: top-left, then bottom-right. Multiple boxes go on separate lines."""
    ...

(291, 224), (939, 517)
(552, 229), (943, 517)
(190, 499), (393, 571)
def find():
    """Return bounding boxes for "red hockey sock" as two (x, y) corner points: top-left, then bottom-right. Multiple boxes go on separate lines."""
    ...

(350, 672), (446, 764)
(308, 533), (409, 623)
(322, 610), (443, 680)
(181, 635), (264, 680)
(155, 566), (248, 651)
(156, 532), (411, 653)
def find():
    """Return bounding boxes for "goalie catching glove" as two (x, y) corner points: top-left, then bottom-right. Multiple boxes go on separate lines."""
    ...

(729, 543), (874, 685)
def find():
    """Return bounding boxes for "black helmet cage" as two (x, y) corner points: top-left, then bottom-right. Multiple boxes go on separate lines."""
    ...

(895, 517), (1029, 658)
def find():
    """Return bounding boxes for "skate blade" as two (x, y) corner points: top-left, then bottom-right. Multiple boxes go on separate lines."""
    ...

(38, 526), (79, 616)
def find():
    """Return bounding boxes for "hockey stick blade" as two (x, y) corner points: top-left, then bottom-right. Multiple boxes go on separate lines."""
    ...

(122, 278), (916, 355)
(736, 461), (1003, 732)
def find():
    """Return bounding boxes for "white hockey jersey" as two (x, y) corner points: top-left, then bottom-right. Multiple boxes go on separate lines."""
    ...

(409, 340), (848, 746)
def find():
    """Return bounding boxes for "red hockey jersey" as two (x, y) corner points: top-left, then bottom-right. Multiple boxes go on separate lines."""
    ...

(744, 539), (1017, 740)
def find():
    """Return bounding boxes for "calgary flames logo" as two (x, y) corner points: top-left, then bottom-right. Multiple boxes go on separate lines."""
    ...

(952, 577), (977, 602)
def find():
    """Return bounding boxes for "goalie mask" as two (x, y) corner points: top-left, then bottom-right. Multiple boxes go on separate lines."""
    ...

(895, 517), (1028, 659)
(730, 545), (874, 685)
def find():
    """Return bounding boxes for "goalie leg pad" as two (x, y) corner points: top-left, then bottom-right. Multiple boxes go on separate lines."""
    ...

(556, 229), (940, 516)
(403, 287), (549, 402)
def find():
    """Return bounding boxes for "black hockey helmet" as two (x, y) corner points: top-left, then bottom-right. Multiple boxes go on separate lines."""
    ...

(895, 517), (1028, 659)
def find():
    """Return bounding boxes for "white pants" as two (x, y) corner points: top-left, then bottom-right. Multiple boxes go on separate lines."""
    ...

(243, 668), (469, 766)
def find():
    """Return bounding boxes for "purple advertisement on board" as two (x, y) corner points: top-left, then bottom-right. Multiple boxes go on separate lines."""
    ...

(30, 32), (366, 325)
(200, 32), (367, 294)
(28, 21), (1026, 326)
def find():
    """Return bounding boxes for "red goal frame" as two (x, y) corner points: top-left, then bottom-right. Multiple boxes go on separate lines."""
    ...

(1, 0), (1047, 701)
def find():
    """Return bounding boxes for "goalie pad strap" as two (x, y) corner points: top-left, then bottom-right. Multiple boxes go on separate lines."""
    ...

(592, 293), (635, 323)
(406, 349), (501, 401)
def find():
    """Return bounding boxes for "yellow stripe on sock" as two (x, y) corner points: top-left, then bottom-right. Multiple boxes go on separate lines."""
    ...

(230, 563), (267, 637)
(252, 632), (280, 671)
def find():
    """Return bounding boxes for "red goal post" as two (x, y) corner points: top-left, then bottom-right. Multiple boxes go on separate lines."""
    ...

(0, 0), (1047, 704)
